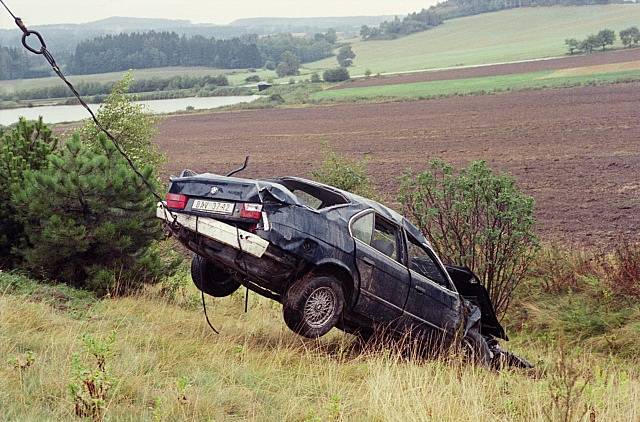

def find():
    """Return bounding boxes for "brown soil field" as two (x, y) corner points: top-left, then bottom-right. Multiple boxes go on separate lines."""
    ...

(155, 83), (640, 246)
(338, 48), (640, 89)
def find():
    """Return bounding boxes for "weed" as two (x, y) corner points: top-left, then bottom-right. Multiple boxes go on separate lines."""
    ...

(69, 331), (116, 421)
(543, 342), (592, 422)
(176, 376), (191, 405)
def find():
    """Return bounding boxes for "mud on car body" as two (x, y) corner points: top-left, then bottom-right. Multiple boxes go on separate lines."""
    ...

(158, 170), (531, 368)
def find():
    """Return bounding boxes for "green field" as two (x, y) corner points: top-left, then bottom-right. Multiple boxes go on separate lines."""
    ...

(0, 67), (276, 96)
(306, 5), (640, 76)
(312, 67), (640, 102)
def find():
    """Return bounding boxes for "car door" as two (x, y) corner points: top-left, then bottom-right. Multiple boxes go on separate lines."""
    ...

(350, 211), (411, 323)
(403, 233), (462, 334)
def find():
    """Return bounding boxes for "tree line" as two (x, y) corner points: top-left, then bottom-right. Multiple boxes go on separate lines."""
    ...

(565, 26), (639, 54)
(360, 9), (443, 40)
(70, 32), (262, 74)
(0, 29), (339, 80)
(0, 45), (51, 80)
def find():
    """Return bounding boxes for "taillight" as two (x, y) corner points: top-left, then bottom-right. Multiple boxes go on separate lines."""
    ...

(166, 193), (188, 210)
(240, 203), (262, 220)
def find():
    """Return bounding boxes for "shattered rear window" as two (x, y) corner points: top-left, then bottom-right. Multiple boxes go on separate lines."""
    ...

(278, 179), (349, 210)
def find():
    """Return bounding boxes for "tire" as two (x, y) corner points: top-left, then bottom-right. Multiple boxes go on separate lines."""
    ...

(191, 254), (240, 297)
(283, 274), (345, 339)
(463, 329), (492, 367)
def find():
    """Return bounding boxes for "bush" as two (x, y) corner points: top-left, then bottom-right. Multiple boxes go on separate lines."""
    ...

(13, 135), (166, 295)
(245, 75), (261, 83)
(0, 118), (58, 266)
(323, 67), (350, 82)
(599, 238), (640, 297)
(312, 147), (375, 198)
(398, 160), (538, 318)
(310, 72), (322, 83)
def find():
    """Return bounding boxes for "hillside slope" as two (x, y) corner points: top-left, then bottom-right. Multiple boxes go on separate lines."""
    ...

(308, 5), (640, 75)
(1, 271), (639, 420)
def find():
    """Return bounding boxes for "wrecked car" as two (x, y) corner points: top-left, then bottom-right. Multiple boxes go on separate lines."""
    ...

(157, 167), (531, 368)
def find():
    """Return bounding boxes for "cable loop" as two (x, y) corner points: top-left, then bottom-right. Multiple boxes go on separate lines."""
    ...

(21, 30), (47, 54)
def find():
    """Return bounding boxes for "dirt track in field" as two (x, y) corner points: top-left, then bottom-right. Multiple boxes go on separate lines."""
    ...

(338, 48), (640, 89)
(155, 83), (640, 246)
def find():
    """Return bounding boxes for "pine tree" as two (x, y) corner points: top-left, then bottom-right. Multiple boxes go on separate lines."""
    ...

(0, 118), (58, 266)
(13, 134), (164, 294)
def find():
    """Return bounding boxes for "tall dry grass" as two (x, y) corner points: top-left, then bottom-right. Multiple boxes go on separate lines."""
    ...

(1, 279), (638, 421)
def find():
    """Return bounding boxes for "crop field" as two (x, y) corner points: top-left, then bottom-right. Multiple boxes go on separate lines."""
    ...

(307, 5), (640, 75)
(311, 67), (640, 101)
(153, 82), (640, 247)
(338, 48), (640, 88)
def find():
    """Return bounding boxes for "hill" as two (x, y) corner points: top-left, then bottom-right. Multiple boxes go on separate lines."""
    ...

(0, 15), (391, 54)
(308, 5), (640, 75)
(229, 15), (393, 32)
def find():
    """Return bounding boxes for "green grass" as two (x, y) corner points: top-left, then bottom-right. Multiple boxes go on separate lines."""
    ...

(306, 5), (640, 76)
(311, 68), (640, 102)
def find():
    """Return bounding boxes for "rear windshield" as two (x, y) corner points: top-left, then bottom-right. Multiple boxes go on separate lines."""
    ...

(278, 179), (349, 210)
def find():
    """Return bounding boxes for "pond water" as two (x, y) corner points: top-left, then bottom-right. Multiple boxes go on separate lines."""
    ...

(0, 95), (262, 126)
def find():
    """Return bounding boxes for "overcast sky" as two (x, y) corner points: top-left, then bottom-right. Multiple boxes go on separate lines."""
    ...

(0, 0), (439, 29)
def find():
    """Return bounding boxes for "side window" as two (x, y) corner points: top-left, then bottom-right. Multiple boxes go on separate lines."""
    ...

(351, 212), (374, 245)
(351, 212), (402, 264)
(407, 235), (451, 289)
(372, 216), (399, 262)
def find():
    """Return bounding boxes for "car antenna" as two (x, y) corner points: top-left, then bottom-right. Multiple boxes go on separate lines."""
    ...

(226, 156), (250, 177)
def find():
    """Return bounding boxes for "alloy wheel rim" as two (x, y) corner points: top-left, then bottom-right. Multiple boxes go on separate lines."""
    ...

(303, 287), (337, 329)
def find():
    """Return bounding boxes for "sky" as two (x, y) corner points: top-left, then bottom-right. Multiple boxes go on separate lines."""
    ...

(0, 0), (439, 29)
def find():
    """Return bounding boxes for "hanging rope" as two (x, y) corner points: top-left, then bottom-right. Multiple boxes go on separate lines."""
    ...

(1, 0), (171, 208)
(0, 0), (225, 334)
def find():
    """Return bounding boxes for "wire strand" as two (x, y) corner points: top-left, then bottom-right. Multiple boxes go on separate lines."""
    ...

(0, 0), (17, 19)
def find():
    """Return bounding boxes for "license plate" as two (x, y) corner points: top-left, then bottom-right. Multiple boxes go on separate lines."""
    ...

(192, 199), (235, 215)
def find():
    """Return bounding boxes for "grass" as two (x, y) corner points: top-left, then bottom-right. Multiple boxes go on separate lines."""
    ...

(306, 5), (640, 76)
(0, 67), (276, 95)
(1, 257), (639, 421)
(311, 67), (640, 102)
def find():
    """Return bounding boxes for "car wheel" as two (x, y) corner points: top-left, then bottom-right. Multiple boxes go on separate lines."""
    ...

(283, 274), (345, 338)
(462, 329), (492, 367)
(191, 254), (240, 297)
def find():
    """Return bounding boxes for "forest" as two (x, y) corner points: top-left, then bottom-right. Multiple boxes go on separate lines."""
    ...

(0, 30), (338, 80)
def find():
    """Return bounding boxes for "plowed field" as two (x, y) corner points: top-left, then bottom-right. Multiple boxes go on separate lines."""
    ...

(156, 83), (640, 245)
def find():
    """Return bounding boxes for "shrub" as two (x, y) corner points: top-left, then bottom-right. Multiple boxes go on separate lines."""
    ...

(599, 238), (640, 297)
(79, 73), (163, 174)
(0, 118), (58, 266)
(312, 147), (375, 198)
(398, 160), (538, 318)
(310, 72), (322, 83)
(70, 332), (116, 421)
(13, 135), (165, 295)
(245, 75), (261, 83)
(323, 67), (350, 82)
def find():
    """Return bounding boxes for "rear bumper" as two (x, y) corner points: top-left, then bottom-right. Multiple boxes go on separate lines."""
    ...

(156, 203), (269, 258)
(156, 203), (298, 296)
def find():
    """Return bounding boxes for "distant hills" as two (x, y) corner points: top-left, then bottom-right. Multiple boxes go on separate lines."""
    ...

(0, 15), (392, 54)
(230, 15), (394, 31)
